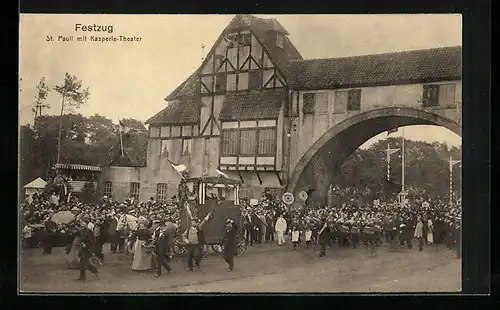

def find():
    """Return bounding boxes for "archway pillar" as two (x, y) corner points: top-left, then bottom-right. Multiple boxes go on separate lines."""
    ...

(286, 107), (461, 204)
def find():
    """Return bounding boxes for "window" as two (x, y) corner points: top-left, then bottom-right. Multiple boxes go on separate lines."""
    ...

(215, 73), (227, 92)
(237, 33), (252, 46)
(160, 140), (169, 158)
(422, 84), (440, 107)
(182, 139), (192, 157)
(226, 35), (238, 48)
(104, 181), (112, 197)
(258, 128), (276, 155)
(276, 33), (284, 48)
(227, 74), (237, 91)
(130, 182), (140, 200)
(171, 126), (180, 137)
(303, 93), (316, 114)
(221, 131), (239, 155)
(248, 71), (261, 90)
(240, 130), (257, 155)
(182, 125), (192, 136)
(156, 183), (168, 202)
(347, 89), (361, 111)
(334, 91), (348, 112)
(150, 126), (160, 138)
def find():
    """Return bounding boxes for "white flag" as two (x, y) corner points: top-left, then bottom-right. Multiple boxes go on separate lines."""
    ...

(172, 163), (187, 173)
(215, 168), (228, 178)
(118, 120), (130, 134)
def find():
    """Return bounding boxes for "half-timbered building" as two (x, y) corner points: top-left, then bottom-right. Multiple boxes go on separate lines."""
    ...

(100, 14), (461, 203)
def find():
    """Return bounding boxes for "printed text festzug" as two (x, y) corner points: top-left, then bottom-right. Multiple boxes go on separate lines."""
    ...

(75, 24), (114, 34)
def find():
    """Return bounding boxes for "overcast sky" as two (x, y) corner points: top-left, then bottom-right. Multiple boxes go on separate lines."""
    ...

(19, 14), (462, 147)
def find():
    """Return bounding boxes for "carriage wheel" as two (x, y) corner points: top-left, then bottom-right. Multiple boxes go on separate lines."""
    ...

(173, 243), (187, 256)
(89, 255), (103, 270)
(211, 244), (224, 253)
(237, 240), (247, 256)
(201, 245), (209, 258)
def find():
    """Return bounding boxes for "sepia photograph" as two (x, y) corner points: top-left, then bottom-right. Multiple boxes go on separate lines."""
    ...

(19, 14), (462, 293)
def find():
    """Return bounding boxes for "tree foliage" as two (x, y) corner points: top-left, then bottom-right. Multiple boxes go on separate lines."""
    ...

(331, 137), (462, 198)
(20, 114), (148, 189)
(81, 182), (97, 203)
(54, 73), (90, 112)
(31, 77), (51, 121)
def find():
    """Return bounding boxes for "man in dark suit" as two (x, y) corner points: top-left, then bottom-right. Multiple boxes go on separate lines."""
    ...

(318, 216), (331, 257)
(251, 211), (261, 244)
(93, 218), (108, 261)
(76, 218), (98, 281)
(108, 214), (119, 253)
(243, 209), (254, 246)
(153, 218), (172, 277)
(223, 219), (238, 271)
(265, 212), (274, 242)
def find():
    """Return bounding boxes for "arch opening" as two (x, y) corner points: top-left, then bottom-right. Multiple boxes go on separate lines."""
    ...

(287, 107), (461, 203)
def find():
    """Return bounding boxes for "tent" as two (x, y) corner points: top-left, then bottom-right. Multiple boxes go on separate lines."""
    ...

(24, 177), (47, 190)
(23, 177), (47, 204)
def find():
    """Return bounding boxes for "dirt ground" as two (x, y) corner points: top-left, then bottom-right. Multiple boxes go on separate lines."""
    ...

(20, 241), (461, 293)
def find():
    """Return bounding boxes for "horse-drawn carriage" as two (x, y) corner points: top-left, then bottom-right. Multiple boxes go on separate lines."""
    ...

(173, 175), (247, 258)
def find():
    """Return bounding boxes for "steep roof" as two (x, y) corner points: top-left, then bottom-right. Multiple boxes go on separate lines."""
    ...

(145, 96), (200, 125)
(219, 90), (286, 121)
(165, 70), (200, 101)
(285, 46), (462, 90)
(165, 15), (302, 102)
(100, 133), (148, 167)
(232, 15), (302, 74)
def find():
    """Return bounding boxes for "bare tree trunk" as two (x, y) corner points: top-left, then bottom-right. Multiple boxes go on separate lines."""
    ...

(56, 95), (65, 164)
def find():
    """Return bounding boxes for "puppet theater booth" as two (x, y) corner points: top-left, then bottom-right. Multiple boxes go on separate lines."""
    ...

(23, 177), (47, 205)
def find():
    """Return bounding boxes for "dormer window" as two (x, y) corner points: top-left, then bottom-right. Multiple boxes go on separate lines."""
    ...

(276, 33), (284, 48)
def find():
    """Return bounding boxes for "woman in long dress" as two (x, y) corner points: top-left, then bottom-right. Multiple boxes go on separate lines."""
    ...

(427, 219), (434, 244)
(65, 227), (81, 269)
(131, 220), (154, 271)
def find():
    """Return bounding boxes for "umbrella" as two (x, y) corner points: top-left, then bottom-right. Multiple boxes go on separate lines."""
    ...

(51, 211), (75, 225)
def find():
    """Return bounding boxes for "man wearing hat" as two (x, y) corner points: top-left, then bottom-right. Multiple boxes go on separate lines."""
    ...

(223, 218), (238, 271)
(76, 217), (98, 281)
(152, 218), (172, 276)
(317, 214), (331, 257)
(116, 206), (129, 253)
(182, 211), (213, 272)
(108, 212), (119, 253)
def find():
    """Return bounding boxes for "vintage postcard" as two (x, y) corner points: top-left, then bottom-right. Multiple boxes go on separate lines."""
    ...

(19, 14), (462, 293)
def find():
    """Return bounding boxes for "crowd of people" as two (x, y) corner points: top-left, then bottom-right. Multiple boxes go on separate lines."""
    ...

(21, 185), (462, 281)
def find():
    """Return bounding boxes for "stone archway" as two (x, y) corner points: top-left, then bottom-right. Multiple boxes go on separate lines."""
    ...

(287, 107), (461, 201)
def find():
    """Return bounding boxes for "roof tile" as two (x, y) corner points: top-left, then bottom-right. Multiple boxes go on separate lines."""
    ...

(101, 134), (148, 167)
(145, 96), (200, 125)
(219, 90), (286, 121)
(285, 46), (462, 90)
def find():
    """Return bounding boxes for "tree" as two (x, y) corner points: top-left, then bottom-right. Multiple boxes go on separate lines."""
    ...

(19, 125), (37, 195)
(32, 77), (51, 125)
(120, 118), (147, 133)
(54, 73), (90, 164)
(331, 138), (462, 199)
(81, 182), (97, 203)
